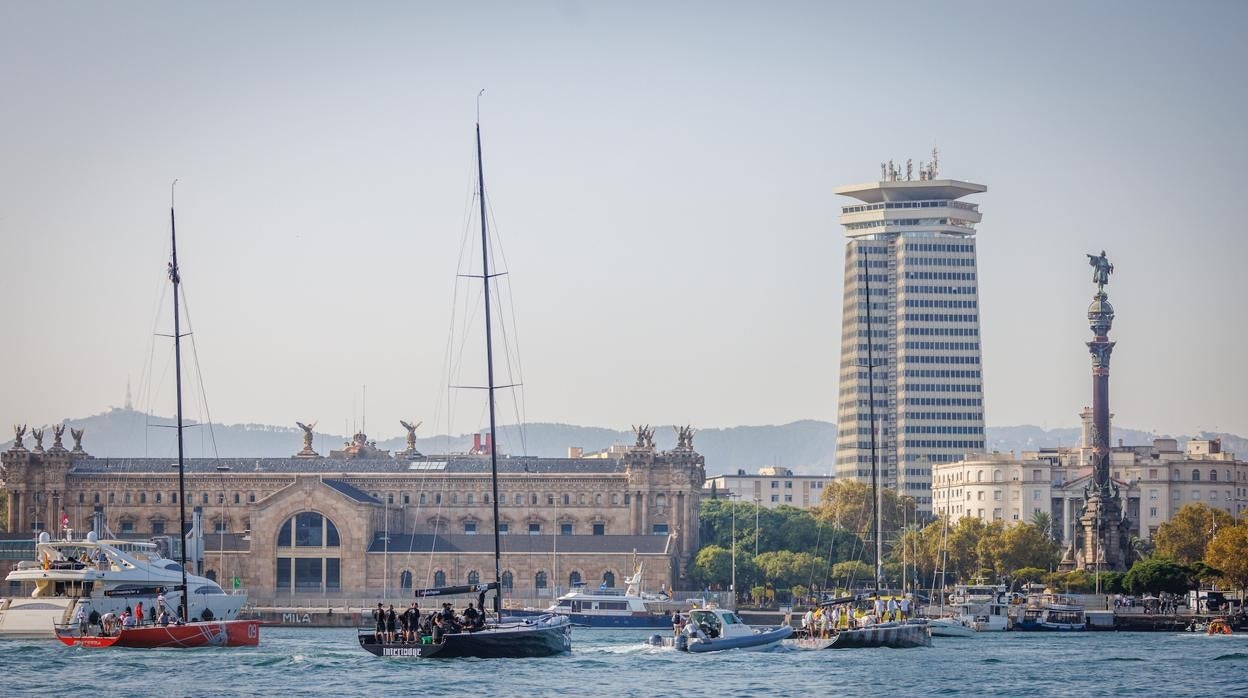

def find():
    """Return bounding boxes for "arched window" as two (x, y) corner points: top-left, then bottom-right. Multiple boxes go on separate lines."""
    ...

(976, 471), (983, 483)
(420, 493), (427, 504)
(274, 511), (343, 594)
(139, 493), (146, 504)
(434, 570), (446, 587)
(400, 570), (412, 590)
(531, 493), (538, 505)
(602, 571), (615, 588)
(467, 493), (474, 504)
(569, 571), (582, 587)
(563, 494), (570, 505)
(1210, 470), (1218, 482)
(993, 470), (1002, 482)
(234, 492), (241, 504)
(595, 494), (603, 505)
(467, 570), (480, 585)
(1193, 469), (1201, 481)
(535, 571), (547, 590)
(501, 571), (514, 591)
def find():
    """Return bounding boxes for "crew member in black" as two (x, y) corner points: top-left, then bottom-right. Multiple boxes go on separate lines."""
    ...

(372, 602), (385, 642)
(406, 603), (421, 643)
(385, 605), (397, 643)
(462, 604), (478, 632)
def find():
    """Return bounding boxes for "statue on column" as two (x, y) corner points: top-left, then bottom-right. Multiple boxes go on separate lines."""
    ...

(11, 424), (26, 450)
(31, 427), (45, 453)
(674, 425), (696, 450)
(69, 427), (85, 454)
(632, 425), (653, 449)
(50, 424), (66, 452)
(1086, 250), (1113, 288)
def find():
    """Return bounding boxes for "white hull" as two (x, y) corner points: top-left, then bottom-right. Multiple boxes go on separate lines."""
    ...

(928, 617), (976, 637)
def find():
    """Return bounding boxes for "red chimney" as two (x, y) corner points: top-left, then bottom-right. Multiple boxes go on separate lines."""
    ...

(472, 433), (482, 453)
(484, 433), (494, 454)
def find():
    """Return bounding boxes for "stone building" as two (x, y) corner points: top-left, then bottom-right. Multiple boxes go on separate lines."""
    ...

(1, 428), (706, 601)
(703, 467), (833, 510)
(931, 409), (1247, 543)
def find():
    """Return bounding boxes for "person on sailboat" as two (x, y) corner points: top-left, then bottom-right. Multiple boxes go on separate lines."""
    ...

(900, 596), (911, 619)
(75, 607), (88, 636)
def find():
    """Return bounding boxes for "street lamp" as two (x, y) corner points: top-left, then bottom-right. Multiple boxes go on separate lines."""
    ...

(730, 493), (737, 606)
(753, 496), (760, 558)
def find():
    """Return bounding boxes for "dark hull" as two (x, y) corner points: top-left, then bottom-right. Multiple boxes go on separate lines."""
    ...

(826, 623), (931, 649)
(358, 620), (571, 659)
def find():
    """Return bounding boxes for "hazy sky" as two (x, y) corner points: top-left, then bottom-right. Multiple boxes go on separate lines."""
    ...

(2, 1), (1246, 442)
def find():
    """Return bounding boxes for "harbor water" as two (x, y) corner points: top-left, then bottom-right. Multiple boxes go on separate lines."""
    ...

(7, 627), (1247, 696)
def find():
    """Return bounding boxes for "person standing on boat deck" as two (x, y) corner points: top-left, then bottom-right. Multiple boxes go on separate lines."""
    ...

(158, 608), (169, 626)
(900, 596), (911, 619)
(75, 607), (87, 636)
(887, 597), (898, 621)
(802, 608), (814, 636)
(873, 598), (885, 623)
(385, 605), (397, 643)
(135, 601), (144, 626)
(831, 606), (841, 633)
(431, 615), (446, 643)
(398, 605), (410, 642)
(373, 603), (385, 641)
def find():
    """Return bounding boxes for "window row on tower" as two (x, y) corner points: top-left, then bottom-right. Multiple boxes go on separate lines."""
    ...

(903, 299), (978, 309)
(902, 340), (980, 350)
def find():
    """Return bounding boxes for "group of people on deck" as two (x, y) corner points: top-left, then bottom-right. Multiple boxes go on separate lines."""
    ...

(800, 596), (914, 637)
(372, 600), (487, 645)
(74, 594), (187, 637)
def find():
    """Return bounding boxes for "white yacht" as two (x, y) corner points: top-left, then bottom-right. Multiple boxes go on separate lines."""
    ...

(0, 531), (245, 638)
(508, 561), (679, 629)
(946, 582), (1012, 632)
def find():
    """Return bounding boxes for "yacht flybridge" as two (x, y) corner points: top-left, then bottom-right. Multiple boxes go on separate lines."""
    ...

(0, 530), (244, 639)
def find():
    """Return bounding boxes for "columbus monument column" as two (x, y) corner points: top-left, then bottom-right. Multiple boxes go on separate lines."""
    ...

(1074, 251), (1127, 571)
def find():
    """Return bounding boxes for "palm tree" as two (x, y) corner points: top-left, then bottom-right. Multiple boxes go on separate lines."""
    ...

(1031, 511), (1053, 540)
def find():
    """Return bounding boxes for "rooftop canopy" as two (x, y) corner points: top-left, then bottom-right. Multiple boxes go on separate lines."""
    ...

(835, 179), (986, 204)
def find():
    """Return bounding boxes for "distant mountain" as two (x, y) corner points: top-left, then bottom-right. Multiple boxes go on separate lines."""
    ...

(1, 408), (1242, 476)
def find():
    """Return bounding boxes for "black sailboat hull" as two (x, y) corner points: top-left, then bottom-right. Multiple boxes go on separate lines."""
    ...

(357, 618), (572, 659)
(825, 622), (931, 649)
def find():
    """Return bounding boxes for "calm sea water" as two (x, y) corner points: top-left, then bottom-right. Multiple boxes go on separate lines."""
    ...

(7, 627), (1247, 697)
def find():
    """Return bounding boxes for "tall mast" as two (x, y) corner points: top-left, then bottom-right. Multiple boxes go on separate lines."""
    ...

(476, 121), (504, 618)
(863, 245), (883, 594)
(169, 181), (190, 622)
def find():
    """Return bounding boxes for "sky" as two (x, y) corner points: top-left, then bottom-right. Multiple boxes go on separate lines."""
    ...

(2, 0), (1246, 441)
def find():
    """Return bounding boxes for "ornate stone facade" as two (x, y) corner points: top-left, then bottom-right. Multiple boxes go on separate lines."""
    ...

(1, 432), (705, 598)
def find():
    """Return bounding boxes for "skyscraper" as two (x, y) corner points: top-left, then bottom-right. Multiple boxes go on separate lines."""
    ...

(833, 157), (987, 514)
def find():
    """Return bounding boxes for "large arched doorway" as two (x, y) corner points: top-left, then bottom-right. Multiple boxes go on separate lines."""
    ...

(501, 570), (514, 592)
(602, 570), (615, 589)
(399, 570), (413, 590)
(274, 512), (341, 593)
(434, 570), (447, 587)
(568, 570), (582, 588)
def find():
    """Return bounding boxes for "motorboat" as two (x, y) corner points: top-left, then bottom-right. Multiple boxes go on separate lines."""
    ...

(928, 616), (976, 637)
(508, 561), (680, 628)
(0, 531), (245, 639)
(946, 583), (1013, 632)
(647, 604), (792, 652)
(1013, 595), (1086, 631)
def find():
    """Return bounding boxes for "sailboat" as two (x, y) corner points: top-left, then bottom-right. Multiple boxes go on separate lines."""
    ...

(798, 251), (930, 651)
(357, 115), (572, 660)
(56, 183), (260, 649)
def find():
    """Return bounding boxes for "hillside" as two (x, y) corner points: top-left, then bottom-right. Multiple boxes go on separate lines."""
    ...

(1, 408), (1240, 476)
